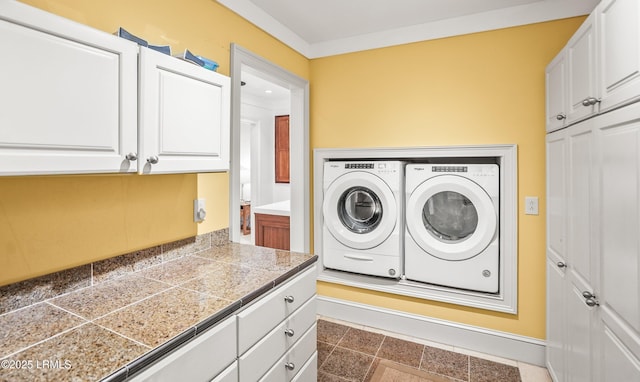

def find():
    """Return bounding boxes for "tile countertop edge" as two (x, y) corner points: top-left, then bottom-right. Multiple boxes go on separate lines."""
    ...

(101, 255), (318, 382)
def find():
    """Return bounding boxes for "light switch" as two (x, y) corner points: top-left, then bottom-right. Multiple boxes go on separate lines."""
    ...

(525, 196), (539, 215)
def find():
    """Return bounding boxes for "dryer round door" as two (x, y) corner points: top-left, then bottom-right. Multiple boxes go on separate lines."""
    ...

(406, 175), (497, 261)
(323, 172), (397, 250)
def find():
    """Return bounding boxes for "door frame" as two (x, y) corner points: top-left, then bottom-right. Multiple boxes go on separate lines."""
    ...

(229, 44), (310, 252)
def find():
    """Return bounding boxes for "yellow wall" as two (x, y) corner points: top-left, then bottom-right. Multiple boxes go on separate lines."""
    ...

(310, 17), (585, 339)
(5, 0), (585, 340)
(0, 0), (308, 286)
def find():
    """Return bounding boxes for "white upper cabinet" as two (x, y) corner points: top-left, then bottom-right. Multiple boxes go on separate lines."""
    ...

(139, 48), (230, 174)
(566, 12), (599, 125)
(0, 1), (230, 176)
(0, 1), (138, 175)
(546, 12), (598, 132)
(546, 52), (567, 132)
(598, 0), (640, 112)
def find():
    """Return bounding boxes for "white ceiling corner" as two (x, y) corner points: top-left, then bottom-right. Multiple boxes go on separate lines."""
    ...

(217, 0), (599, 59)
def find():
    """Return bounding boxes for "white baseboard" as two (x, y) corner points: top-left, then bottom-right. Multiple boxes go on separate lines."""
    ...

(317, 296), (546, 366)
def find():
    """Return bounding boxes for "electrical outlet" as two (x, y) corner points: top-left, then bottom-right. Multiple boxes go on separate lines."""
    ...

(525, 196), (539, 215)
(194, 199), (206, 222)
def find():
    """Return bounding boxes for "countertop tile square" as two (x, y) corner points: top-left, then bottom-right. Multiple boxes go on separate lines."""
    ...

(94, 287), (232, 347)
(179, 262), (280, 300)
(0, 303), (86, 358)
(136, 256), (216, 285)
(50, 274), (169, 320)
(0, 323), (148, 382)
(197, 243), (310, 272)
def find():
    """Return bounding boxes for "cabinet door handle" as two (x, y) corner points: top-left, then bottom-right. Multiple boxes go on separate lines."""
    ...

(585, 298), (599, 307)
(125, 152), (138, 161)
(147, 155), (159, 165)
(556, 113), (566, 121)
(284, 328), (295, 337)
(284, 295), (295, 303)
(556, 261), (566, 268)
(581, 97), (601, 107)
(582, 291), (595, 299)
(284, 362), (295, 371)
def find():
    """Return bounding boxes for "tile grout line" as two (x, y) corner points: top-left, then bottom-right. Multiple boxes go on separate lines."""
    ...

(360, 334), (387, 382)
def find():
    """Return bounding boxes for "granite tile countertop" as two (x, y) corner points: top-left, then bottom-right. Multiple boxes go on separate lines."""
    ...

(0, 243), (317, 382)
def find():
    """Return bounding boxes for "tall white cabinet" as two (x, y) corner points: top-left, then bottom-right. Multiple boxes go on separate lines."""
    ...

(546, 1), (640, 379)
(0, 1), (230, 176)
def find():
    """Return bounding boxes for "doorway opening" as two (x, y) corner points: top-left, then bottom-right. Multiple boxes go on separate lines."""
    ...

(229, 44), (310, 253)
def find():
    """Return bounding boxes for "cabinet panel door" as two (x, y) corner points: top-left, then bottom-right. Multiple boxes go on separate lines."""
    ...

(546, 257), (567, 382)
(546, 130), (567, 262)
(598, 0), (640, 112)
(597, 105), (640, 335)
(566, 13), (598, 125)
(546, 52), (567, 132)
(139, 47), (230, 174)
(566, 121), (597, 296)
(0, 2), (137, 175)
(566, 284), (597, 382)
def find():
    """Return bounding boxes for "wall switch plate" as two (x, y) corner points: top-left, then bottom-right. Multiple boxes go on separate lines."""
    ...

(525, 196), (539, 215)
(194, 199), (206, 222)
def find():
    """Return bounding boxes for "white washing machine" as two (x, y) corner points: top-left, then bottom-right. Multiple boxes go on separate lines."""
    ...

(405, 163), (499, 293)
(322, 160), (404, 278)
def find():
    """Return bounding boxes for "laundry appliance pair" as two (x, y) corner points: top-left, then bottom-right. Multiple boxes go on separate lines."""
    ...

(322, 160), (499, 293)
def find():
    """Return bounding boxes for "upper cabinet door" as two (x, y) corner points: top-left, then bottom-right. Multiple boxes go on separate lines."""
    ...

(598, 0), (640, 112)
(546, 51), (567, 133)
(0, 1), (138, 175)
(139, 47), (230, 174)
(566, 12), (599, 125)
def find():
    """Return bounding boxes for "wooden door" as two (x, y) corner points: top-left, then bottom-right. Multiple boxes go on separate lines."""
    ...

(275, 115), (290, 183)
(566, 12), (599, 125)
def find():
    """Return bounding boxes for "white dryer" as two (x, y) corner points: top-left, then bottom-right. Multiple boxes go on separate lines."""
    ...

(322, 161), (404, 278)
(405, 163), (499, 293)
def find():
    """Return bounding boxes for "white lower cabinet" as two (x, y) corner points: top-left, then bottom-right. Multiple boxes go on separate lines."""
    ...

(129, 317), (237, 382)
(211, 362), (238, 382)
(128, 265), (318, 382)
(258, 324), (318, 382)
(238, 266), (318, 381)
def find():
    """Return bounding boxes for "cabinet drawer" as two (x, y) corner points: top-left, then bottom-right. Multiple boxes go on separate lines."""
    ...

(210, 361), (237, 382)
(238, 267), (316, 353)
(291, 351), (317, 382)
(259, 323), (317, 382)
(130, 317), (236, 382)
(239, 297), (316, 382)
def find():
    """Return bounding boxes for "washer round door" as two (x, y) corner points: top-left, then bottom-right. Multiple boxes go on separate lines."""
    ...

(406, 175), (497, 261)
(323, 171), (397, 250)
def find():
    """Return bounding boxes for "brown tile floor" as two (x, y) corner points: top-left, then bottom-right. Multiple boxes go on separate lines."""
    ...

(317, 318), (541, 382)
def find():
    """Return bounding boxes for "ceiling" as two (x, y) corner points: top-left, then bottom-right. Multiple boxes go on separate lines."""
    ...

(217, 0), (598, 58)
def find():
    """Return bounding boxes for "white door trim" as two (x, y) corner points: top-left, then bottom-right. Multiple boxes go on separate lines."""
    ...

(229, 44), (310, 252)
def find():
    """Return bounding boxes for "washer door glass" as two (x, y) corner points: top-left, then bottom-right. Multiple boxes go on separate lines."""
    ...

(339, 187), (383, 234)
(323, 171), (397, 250)
(423, 191), (478, 242)
(406, 175), (497, 261)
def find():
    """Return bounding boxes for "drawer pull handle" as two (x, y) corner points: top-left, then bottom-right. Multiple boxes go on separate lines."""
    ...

(285, 362), (295, 371)
(284, 328), (295, 337)
(284, 295), (295, 303)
